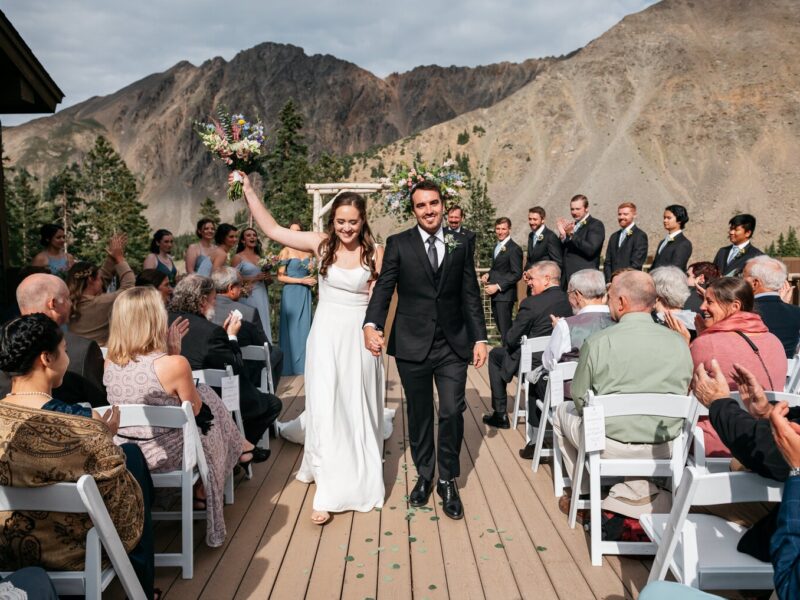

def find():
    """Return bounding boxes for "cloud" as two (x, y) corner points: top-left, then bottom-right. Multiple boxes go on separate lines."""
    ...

(1, 0), (658, 125)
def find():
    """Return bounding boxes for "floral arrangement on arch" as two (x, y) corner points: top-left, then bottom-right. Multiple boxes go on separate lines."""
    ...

(381, 158), (468, 219)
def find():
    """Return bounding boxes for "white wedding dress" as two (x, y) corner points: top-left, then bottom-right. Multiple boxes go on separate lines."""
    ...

(292, 264), (389, 512)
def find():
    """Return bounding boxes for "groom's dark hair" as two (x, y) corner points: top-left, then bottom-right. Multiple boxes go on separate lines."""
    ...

(409, 179), (442, 202)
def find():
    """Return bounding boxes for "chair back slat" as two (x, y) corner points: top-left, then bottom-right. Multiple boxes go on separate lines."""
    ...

(787, 355), (800, 394)
(689, 468), (784, 506)
(519, 335), (550, 373)
(0, 481), (86, 512)
(96, 404), (190, 429)
(587, 392), (695, 420)
(240, 345), (267, 361)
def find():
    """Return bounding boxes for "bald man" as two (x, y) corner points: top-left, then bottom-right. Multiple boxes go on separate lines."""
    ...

(0, 274), (107, 406)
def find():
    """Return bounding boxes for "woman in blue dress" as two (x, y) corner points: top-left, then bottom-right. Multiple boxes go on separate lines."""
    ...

(31, 224), (74, 278)
(184, 218), (216, 277)
(232, 227), (273, 342)
(142, 229), (177, 284)
(277, 222), (315, 375)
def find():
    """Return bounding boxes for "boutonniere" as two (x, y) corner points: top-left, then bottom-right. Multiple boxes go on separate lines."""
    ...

(444, 234), (461, 254)
(579, 218), (588, 227)
(500, 245), (508, 253)
(536, 233), (544, 242)
(667, 236), (675, 244)
(625, 228), (634, 238)
(732, 246), (745, 260)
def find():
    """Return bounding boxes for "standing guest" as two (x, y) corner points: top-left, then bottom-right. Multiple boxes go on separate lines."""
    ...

(525, 206), (563, 272)
(650, 204), (693, 272)
(483, 261), (572, 429)
(66, 233), (135, 345)
(603, 202), (648, 281)
(744, 255), (800, 358)
(650, 266), (696, 337)
(480, 217), (523, 342)
(210, 223), (238, 272)
(277, 221), (314, 375)
(0, 274), (106, 407)
(136, 269), (173, 305)
(556, 194), (605, 287)
(185, 218), (216, 276)
(444, 205), (476, 255)
(142, 229), (177, 284)
(31, 224), (75, 277)
(232, 227), (273, 341)
(713, 214), (764, 277)
(685, 261), (720, 313)
(105, 287), (251, 548)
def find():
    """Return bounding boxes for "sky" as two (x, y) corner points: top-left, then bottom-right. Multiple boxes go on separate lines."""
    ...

(2, 0), (658, 126)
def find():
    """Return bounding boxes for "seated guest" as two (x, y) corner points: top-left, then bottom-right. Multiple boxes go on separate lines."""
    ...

(142, 229), (177, 284)
(136, 269), (174, 305)
(650, 204), (692, 272)
(712, 213), (764, 277)
(211, 266), (283, 391)
(744, 255), (800, 358)
(651, 266), (696, 338)
(483, 261), (572, 429)
(603, 202), (648, 282)
(685, 261), (720, 313)
(31, 223), (75, 278)
(553, 271), (693, 506)
(105, 286), (251, 547)
(0, 314), (156, 599)
(66, 233), (135, 344)
(168, 274), (282, 449)
(0, 273), (106, 407)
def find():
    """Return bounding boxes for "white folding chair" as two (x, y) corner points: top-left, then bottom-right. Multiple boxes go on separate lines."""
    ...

(641, 467), (783, 591)
(0, 475), (147, 600)
(241, 343), (275, 394)
(511, 335), (551, 427)
(530, 361), (579, 498)
(786, 354), (800, 394)
(97, 401), (205, 579)
(568, 392), (699, 566)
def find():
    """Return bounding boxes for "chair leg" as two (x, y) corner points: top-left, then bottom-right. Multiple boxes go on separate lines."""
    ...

(568, 439), (586, 528)
(552, 428), (567, 497)
(85, 528), (102, 600)
(532, 395), (551, 472)
(512, 381), (521, 426)
(224, 472), (234, 505)
(589, 454), (603, 566)
(182, 476), (194, 579)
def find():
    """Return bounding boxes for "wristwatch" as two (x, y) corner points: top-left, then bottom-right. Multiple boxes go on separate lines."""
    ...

(790, 467), (800, 478)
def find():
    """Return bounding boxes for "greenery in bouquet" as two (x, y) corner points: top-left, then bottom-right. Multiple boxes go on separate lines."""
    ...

(196, 106), (266, 201)
(382, 158), (467, 219)
(259, 254), (282, 272)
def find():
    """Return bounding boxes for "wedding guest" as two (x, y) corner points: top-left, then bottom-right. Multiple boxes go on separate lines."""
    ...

(232, 227), (273, 342)
(650, 266), (696, 337)
(31, 223), (75, 277)
(210, 223), (238, 272)
(525, 206), (562, 272)
(685, 261), (720, 313)
(480, 217), (523, 342)
(650, 204), (692, 272)
(185, 218), (216, 276)
(105, 286), (252, 547)
(0, 313), (157, 599)
(66, 233), (135, 345)
(168, 274), (282, 449)
(0, 274), (106, 407)
(277, 221), (314, 375)
(136, 269), (173, 305)
(556, 194), (605, 287)
(142, 229), (177, 284)
(744, 255), (800, 358)
(603, 202), (648, 281)
(444, 205), (476, 254)
(483, 261), (571, 429)
(712, 213), (764, 277)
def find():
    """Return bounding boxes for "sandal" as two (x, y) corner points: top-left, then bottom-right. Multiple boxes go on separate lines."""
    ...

(238, 450), (254, 469)
(193, 495), (207, 511)
(311, 510), (331, 525)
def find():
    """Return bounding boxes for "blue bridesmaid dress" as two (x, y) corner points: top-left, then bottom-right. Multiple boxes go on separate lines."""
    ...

(279, 258), (313, 375)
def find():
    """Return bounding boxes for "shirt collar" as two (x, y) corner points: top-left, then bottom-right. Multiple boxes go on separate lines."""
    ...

(667, 230), (682, 240)
(754, 291), (780, 299)
(496, 236), (511, 248)
(418, 225), (444, 244)
(576, 214), (590, 224)
(577, 304), (610, 315)
(533, 225), (545, 237)
(618, 311), (655, 324)
(621, 223), (635, 234)
(734, 241), (751, 250)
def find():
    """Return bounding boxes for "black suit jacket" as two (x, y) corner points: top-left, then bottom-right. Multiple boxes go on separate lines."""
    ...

(526, 227), (563, 270)
(755, 295), (800, 358)
(213, 295), (268, 342)
(713, 243), (764, 277)
(365, 227), (487, 361)
(487, 238), (523, 303)
(500, 286), (573, 379)
(603, 225), (649, 281)
(444, 226), (476, 256)
(650, 232), (693, 272)
(561, 216), (605, 284)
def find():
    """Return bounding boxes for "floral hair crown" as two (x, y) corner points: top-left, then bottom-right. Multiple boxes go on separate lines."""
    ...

(71, 267), (95, 280)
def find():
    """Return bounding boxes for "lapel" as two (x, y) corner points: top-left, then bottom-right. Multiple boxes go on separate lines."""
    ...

(408, 227), (437, 287)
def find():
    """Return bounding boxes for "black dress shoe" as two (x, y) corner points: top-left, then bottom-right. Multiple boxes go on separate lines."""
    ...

(436, 479), (464, 520)
(252, 447), (271, 463)
(482, 412), (510, 429)
(409, 477), (433, 507)
(518, 443), (535, 460)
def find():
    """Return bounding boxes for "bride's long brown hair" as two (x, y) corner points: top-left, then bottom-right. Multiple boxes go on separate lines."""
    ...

(317, 193), (378, 281)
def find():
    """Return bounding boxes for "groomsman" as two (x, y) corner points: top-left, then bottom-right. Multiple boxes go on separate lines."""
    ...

(603, 202), (648, 282)
(556, 194), (605, 287)
(444, 205), (476, 255)
(481, 217), (523, 342)
(712, 214), (764, 277)
(525, 206), (563, 270)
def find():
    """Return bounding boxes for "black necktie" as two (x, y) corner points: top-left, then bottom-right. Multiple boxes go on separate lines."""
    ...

(427, 236), (438, 270)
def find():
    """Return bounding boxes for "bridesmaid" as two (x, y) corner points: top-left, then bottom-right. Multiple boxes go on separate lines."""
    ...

(232, 227), (273, 342)
(209, 223), (238, 272)
(31, 224), (75, 278)
(185, 218), (216, 276)
(142, 229), (177, 284)
(277, 221), (315, 375)
(650, 204), (693, 272)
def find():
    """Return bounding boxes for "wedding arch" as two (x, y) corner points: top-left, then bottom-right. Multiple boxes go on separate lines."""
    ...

(306, 182), (390, 232)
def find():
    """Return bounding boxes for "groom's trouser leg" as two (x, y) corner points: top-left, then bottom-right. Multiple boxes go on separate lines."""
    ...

(396, 357), (436, 482)
(433, 345), (468, 482)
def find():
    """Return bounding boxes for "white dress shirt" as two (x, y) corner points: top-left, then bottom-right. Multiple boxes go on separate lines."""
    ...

(418, 225), (445, 268)
(542, 305), (610, 372)
(530, 225), (545, 247)
(727, 241), (750, 264)
(618, 223), (635, 247)
(657, 230), (682, 255)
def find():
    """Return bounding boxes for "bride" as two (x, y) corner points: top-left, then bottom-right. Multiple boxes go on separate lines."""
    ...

(237, 172), (388, 524)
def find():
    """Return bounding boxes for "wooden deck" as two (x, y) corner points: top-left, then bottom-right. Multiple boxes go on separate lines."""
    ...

(123, 359), (660, 600)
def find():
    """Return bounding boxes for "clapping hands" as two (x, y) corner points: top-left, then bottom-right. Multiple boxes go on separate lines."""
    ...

(106, 233), (128, 262)
(167, 316), (189, 356)
(770, 401), (800, 469)
(690, 359), (730, 408)
(731, 363), (772, 419)
(223, 312), (242, 337)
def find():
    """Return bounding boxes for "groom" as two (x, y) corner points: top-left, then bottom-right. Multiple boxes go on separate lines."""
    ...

(364, 180), (488, 519)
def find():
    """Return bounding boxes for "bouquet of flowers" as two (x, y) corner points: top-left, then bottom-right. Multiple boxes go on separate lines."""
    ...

(306, 257), (319, 282)
(258, 254), (281, 273)
(383, 158), (467, 219)
(196, 107), (266, 201)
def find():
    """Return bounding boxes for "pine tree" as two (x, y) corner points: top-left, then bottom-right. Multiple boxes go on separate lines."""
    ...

(465, 178), (496, 268)
(263, 99), (312, 228)
(44, 163), (83, 253)
(6, 168), (48, 266)
(312, 152), (346, 183)
(198, 197), (221, 224)
(784, 227), (800, 256)
(766, 242), (777, 257)
(777, 233), (786, 256)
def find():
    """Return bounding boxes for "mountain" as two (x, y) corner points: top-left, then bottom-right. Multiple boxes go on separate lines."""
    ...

(1, 42), (551, 232)
(359, 0), (800, 260)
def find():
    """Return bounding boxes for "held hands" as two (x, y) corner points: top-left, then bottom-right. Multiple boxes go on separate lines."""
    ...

(363, 326), (384, 357)
(731, 363), (772, 419)
(223, 312), (242, 337)
(167, 316), (189, 356)
(770, 401), (800, 469)
(691, 359), (730, 408)
(473, 342), (488, 369)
